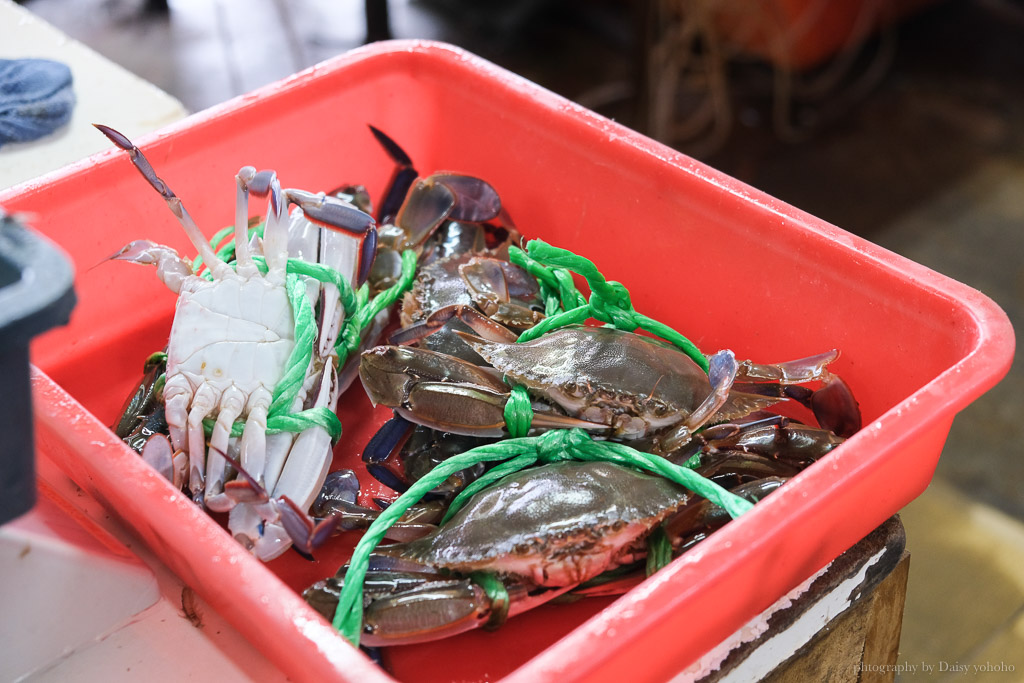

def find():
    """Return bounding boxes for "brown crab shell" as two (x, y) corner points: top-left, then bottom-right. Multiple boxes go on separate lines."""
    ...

(380, 460), (692, 587)
(464, 326), (714, 438)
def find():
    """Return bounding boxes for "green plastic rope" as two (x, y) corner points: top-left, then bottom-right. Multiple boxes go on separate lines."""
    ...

(502, 385), (534, 438)
(510, 240), (709, 373)
(200, 261), (344, 441)
(645, 526), (673, 577)
(269, 274), (318, 416)
(332, 428), (754, 646)
(335, 249), (418, 367)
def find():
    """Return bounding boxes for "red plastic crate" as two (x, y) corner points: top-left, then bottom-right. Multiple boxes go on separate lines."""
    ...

(1, 41), (1014, 683)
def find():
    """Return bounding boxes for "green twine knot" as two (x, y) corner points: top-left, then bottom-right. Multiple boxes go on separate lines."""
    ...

(532, 427), (590, 463)
(510, 240), (709, 373)
(502, 385), (533, 438)
(588, 279), (637, 331)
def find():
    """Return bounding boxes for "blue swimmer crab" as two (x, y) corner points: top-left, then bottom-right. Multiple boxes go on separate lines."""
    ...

(98, 124), (378, 559)
(359, 324), (861, 456)
(303, 460), (788, 645)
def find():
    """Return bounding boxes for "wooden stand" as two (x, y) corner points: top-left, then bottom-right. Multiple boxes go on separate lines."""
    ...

(678, 517), (909, 682)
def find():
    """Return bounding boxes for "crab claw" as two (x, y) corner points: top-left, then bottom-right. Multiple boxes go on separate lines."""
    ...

(286, 190), (379, 286)
(733, 351), (862, 437)
(94, 124), (171, 198)
(95, 123), (230, 277)
(433, 174), (501, 223)
(369, 124), (418, 224)
(140, 434), (187, 490)
(108, 239), (193, 293)
(279, 496), (345, 559)
(809, 376), (862, 438)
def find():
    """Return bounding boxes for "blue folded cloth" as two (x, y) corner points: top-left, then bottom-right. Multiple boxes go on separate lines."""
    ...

(0, 58), (75, 147)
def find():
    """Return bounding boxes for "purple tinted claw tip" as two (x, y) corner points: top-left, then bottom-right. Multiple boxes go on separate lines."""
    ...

(214, 447), (270, 503)
(93, 123), (133, 150)
(366, 464), (410, 493)
(811, 377), (862, 438)
(303, 198), (375, 236)
(368, 124), (414, 167)
(279, 496), (344, 559)
(708, 350), (738, 387)
(279, 495), (316, 556)
(94, 123), (175, 199)
(248, 170), (277, 196)
(357, 227), (378, 286)
(362, 414), (414, 464)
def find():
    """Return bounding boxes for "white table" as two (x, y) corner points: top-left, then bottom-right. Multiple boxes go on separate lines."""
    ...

(0, 0), (187, 191)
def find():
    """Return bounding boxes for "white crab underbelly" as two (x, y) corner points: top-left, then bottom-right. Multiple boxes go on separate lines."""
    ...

(167, 276), (296, 394)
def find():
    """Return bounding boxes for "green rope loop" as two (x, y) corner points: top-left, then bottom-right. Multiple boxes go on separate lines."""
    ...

(268, 274), (318, 417)
(509, 245), (586, 313)
(510, 240), (709, 373)
(203, 405), (342, 441)
(470, 572), (511, 630)
(332, 427), (753, 646)
(335, 250), (417, 366)
(502, 385), (533, 438)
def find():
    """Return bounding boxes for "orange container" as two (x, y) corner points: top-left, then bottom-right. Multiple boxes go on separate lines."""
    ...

(713, 0), (940, 69)
(0, 41), (1014, 683)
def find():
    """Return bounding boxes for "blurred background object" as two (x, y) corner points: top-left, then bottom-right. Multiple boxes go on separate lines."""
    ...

(0, 58), (75, 147)
(7, 0), (1024, 674)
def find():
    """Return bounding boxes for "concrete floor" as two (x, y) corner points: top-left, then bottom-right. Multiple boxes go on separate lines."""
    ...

(13, 0), (1024, 678)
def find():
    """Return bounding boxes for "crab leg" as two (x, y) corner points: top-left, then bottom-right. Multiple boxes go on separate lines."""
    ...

(239, 386), (273, 487)
(638, 350), (730, 454)
(185, 383), (218, 501)
(734, 350), (838, 382)
(731, 350), (862, 437)
(93, 124), (232, 279)
(389, 305), (521, 346)
(369, 124), (418, 225)
(110, 240), (193, 293)
(204, 385), (246, 512)
(272, 365), (339, 511)
(286, 188), (378, 285)
(304, 565), (575, 647)
(233, 166), (259, 278)
(250, 171), (289, 281)
(230, 365), (339, 562)
(360, 344), (607, 437)
(262, 409), (303, 495)
(140, 434), (176, 485)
